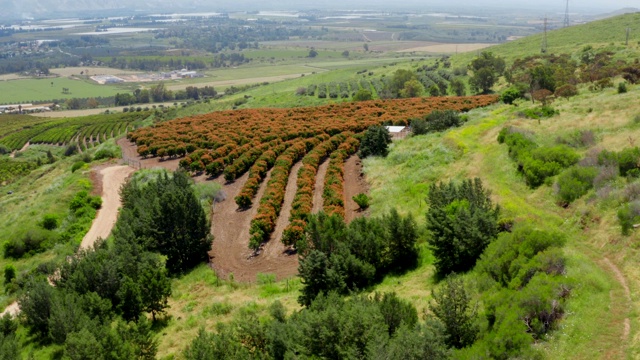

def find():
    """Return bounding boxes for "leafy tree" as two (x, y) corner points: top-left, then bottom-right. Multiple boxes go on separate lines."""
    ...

(388, 69), (417, 97)
(400, 79), (424, 98)
(64, 328), (104, 359)
(139, 257), (172, 321)
(469, 67), (497, 94)
(48, 292), (91, 344)
(468, 52), (505, 94)
(430, 276), (478, 349)
(115, 170), (212, 274)
(117, 276), (143, 322)
(19, 278), (55, 338)
(0, 333), (20, 360)
(298, 250), (331, 307)
(359, 125), (392, 158)
(0, 315), (16, 337)
(353, 89), (373, 101)
(426, 178), (500, 277)
(308, 48), (318, 58)
(376, 292), (418, 336)
(500, 87), (523, 104)
(449, 77), (466, 96)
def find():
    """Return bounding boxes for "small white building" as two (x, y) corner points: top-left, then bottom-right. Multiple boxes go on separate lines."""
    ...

(385, 125), (408, 140)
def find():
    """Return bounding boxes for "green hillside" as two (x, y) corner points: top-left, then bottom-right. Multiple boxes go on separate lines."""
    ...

(454, 12), (640, 66)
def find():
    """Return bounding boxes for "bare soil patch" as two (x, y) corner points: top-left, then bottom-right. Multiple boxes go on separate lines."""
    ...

(209, 168), (298, 283)
(269, 162), (303, 248)
(343, 155), (369, 223)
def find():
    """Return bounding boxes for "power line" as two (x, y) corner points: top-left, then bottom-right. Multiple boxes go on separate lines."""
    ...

(542, 16), (548, 53)
(563, 0), (570, 27)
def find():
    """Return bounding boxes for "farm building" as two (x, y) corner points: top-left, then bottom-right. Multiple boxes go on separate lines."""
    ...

(385, 125), (409, 140)
(91, 75), (125, 84)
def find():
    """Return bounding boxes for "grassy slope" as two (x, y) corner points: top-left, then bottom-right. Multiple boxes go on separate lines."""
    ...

(452, 12), (640, 67)
(365, 84), (640, 358)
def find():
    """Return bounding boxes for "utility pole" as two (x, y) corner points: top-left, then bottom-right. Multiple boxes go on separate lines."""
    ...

(542, 17), (548, 54)
(563, 0), (570, 27)
(626, 28), (631, 46)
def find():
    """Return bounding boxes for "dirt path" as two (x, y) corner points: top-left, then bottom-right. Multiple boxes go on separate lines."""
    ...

(80, 165), (136, 250)
(343, 155), (368, 223)
(9, 141), (30, 158)
(312, 159), (330, 213)
(269, 162), (303, 252)
(603, 257), (632, 341)
(209, 167), (298, 282)
(117, 137), (181, 171)
(1, 161), (134, 317)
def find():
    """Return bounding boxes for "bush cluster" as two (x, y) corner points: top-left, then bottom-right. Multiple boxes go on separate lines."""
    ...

(427, 178), (500, 277)
(498, 127), (579, 187)
(184, 293), (445, 360)
(521, 105), (558, 119)
(297, 210), (419, 306)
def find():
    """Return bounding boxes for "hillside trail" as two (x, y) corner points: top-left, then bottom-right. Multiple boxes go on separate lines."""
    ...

(80, 165), (136, 250)
(1, 161), (135, 317)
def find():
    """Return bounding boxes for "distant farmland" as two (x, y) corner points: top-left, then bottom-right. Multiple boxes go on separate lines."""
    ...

(0, 77), (124, 104)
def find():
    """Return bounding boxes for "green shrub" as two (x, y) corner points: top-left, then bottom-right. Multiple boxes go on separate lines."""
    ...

(41, 214), (59, 230)
(94, 148), (118, 160)
(618, 200), (640, 235)
(89, 196), (103, 210)
(425, 110), (462, 133)
(410, 118), (428, 135)
(359, 125), (392, 158)
(554, 84), (578, 98)
(617, 147), (640, 176)
(500, 87), (523, 104)
(353, 89), (373, 101)
(618, 82), (628, 94)
(555, 166), (598, 205)
(522, 106), (558, 119)
(3, 265), (16, 285)
(3, 229), (53, 259)
(71, 161), (86, 173)
(352, 193), (370, 210)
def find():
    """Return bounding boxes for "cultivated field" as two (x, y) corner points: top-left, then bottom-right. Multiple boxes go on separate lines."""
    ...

(0, 77), (124, 104)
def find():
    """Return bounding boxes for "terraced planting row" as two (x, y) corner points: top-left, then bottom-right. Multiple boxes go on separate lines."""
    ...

(0, 111), (150, 151)
(129, 96), (498, 251)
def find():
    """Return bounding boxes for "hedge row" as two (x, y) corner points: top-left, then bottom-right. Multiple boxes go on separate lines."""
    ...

(248, 135), (328, 249)
(323, 136), (361, 218)
(281, 132), (352, 247)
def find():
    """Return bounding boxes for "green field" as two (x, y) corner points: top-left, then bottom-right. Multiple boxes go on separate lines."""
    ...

(0, 77), (125, 104)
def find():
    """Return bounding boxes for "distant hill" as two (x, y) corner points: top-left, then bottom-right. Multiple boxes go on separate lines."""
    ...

(453, 12), (640, 65)
(595, 8), (640, 20)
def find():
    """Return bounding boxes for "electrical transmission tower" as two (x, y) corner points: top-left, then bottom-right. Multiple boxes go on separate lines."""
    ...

(542, 17), (548, 53)
(563, 0), (570, 27)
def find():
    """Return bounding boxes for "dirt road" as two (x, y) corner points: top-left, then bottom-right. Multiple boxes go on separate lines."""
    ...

(80, 165), (136, 250)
